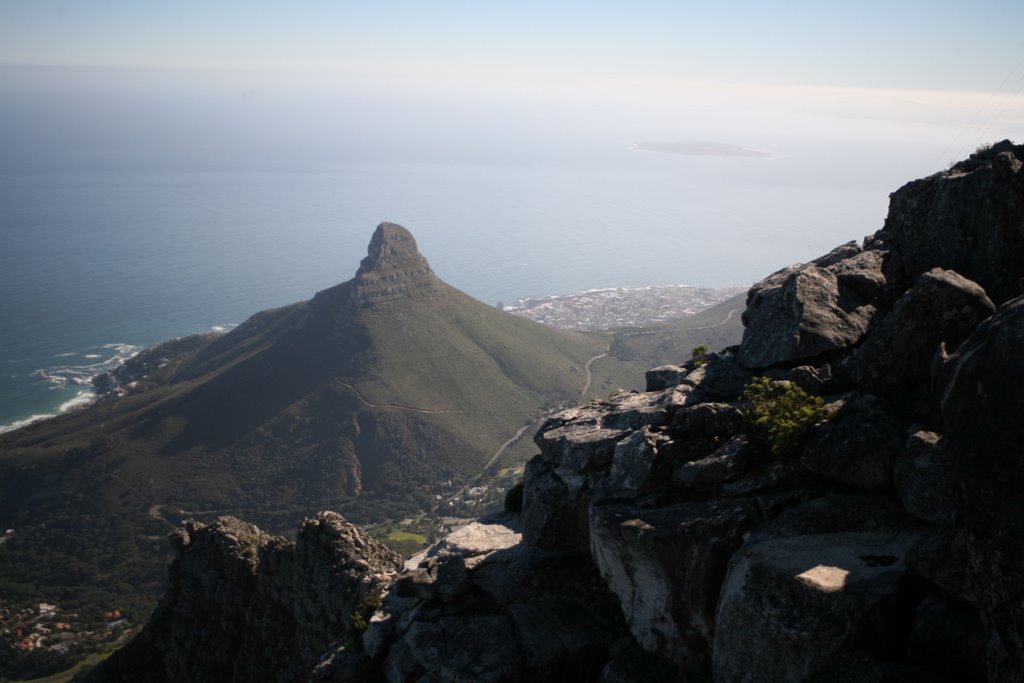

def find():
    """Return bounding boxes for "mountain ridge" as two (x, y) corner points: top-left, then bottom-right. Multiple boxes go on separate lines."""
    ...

(0, 221), (622, 666)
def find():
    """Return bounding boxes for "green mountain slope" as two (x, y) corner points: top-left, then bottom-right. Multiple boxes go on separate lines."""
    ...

(0, 223), (608, 644)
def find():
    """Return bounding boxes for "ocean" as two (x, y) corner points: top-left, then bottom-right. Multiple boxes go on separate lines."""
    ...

(0, 66), (970, 430)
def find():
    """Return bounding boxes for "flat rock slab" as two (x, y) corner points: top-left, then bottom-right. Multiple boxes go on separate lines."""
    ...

(713, 530), (919, 683)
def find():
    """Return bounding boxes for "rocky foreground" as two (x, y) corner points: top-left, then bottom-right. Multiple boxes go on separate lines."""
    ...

(88, 141), (1024, 682)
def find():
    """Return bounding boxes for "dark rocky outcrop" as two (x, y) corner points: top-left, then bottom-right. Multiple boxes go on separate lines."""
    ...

(350, 222), (442, 306)
(738, 243), (884, 369)
(843, 267), (994, 409)
(94, 142), (1024, 682)
(83, 513), (401, 682)
(872, 139), (1024, 306)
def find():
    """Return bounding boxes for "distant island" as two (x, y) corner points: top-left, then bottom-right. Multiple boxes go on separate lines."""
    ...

(633, 140), (773, 158)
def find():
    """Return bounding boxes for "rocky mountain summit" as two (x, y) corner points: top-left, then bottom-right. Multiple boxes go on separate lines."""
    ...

(89, 141), (1024, 682)
(351, 223), (443, 306)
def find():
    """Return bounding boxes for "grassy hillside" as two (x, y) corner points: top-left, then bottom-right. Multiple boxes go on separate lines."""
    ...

(0, 235), (611, 677)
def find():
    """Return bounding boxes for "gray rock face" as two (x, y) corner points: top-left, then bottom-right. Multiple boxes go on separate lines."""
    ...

(645, 364), (688, 391)
(369, 516), (629, 683)
(589, 498), (766, 675)
(713, 531), (920, 683)
(599, 427), (671, 497)
(908, 594), (987, 682)
(738, 250), (883, 369)
(523, 390), (682, 551)
(89, 513), (401, 683)
(801, 394), (904, 492)
(875, 140), (1024, 305)
(672, 401), (746, 436)
(940, 295), (1024, 680)
(845, 268), (994, 405)
(351, 222), (442, 305)
(750, 493), (912, 544)
(893, 430), (955, 523)
(673, 434), (754, 491)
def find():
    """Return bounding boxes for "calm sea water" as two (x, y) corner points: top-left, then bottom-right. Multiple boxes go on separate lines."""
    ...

(5, 65), (978, 429)
(0, 149), (900, 430)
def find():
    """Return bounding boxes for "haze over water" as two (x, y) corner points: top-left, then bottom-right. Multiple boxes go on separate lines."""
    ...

(2, 2), (1022, 429)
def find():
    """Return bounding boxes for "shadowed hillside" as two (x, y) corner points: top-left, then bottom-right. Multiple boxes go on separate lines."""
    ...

(0, 223), (613, 665)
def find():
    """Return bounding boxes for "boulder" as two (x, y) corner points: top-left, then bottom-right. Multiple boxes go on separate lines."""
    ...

(765, 364), (835, 395)
(599, 427), (672, 497)
(907, 594), (987, 682)
(940, 295), (1024, 680)
(589, 498), (767, 674)
(645, 364), (689, 392)
(713, 530), (920, 683)
(672, 401), (746, 437)
(521, 455), (588, 551)
(874, 140), (1024, 306)
(673, 434), (755, 492)
(829, 248), (887, 302)
(383, 615), (523, 683)
(738, 250), (883, 369)
(904, 527), (974, 607)
(801, 394), (904, 492)
(893, 430), (956, 523)
(750, 493), (912, 543)
(373, 531), (629, 683)
(845, 268), (994, 404)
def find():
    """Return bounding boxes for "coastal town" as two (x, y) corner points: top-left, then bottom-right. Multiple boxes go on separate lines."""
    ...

(504, 284), (746, 330)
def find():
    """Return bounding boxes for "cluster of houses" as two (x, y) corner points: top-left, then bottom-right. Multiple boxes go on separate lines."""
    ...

(507, 284), (745, 331)
(0, 600), (128, 656)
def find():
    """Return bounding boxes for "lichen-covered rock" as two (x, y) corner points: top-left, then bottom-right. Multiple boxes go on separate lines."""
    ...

(371, 517), (629, 683)
(738, 250), (883, 369)
(845, 268), (994, 406)
(713, 530), (920, 683)
(939, 295), (1024, 680)
(589, 498), (767, 674)
(599, 427), (672, 497)
(800, 394), (904, 492)
(672, 401), (746, 437)
(86, 513), (401, 683)
(874, 140), (1024, 306)
(749, 493), (912, 543)
(907, 594), (987, 682)
(672, 434), (754, 492)
(645, 364), (689, 391)
(905, 526), (975, 605)
(893, 430), (955, 523)
(521, 454), (592, 551)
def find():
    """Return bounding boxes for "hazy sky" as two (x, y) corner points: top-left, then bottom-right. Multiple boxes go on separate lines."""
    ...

(1, 1), (1022, 174)
(2, 1), (1023, 91)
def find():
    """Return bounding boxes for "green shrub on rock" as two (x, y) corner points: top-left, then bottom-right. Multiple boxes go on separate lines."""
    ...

(743, 376), (827, 455)
(691, 344), (709, 367)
